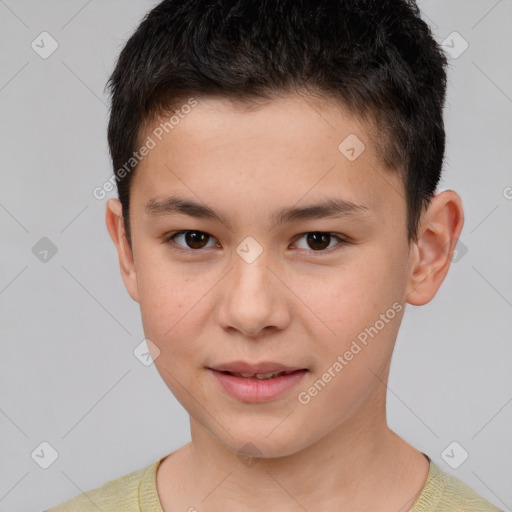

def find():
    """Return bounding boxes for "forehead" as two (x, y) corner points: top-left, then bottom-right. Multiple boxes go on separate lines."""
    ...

(130, 94), (405, 226)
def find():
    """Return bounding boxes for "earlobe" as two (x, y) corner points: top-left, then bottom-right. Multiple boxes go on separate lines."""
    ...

(405, 190), (464, 306)
(105, 198), (140, 303)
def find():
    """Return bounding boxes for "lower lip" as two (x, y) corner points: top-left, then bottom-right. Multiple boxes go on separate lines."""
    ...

(209, 369), (308, 403)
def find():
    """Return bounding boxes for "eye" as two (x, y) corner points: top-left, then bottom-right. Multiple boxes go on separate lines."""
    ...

(163, 230), (348, 253)
(293, 232), (347, 252)
(164, 230), (220, 251)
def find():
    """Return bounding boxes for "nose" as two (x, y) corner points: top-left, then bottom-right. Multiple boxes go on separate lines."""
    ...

(216, 252), (290, 338)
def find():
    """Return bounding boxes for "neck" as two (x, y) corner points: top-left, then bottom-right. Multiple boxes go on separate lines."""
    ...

(159, 382), (429, 512)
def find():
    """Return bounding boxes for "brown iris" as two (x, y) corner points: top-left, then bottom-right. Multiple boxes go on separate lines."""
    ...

(183, 231), (210, 249)
(306, 232), (331, 251)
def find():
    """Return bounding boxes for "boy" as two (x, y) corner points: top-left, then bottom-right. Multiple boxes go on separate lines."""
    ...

(47, 0), (502, 510)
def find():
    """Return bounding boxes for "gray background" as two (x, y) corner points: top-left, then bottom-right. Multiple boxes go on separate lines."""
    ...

(0, 1), (511, 511)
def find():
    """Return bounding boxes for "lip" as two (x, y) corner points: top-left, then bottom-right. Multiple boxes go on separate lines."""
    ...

(208, 361), (305, 374)
(208, 364), (308, 403)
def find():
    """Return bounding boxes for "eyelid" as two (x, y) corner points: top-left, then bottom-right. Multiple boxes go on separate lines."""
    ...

(164, 230), (350, 253)
(291, 232), (349, 252)
(163, 230), (219, 253)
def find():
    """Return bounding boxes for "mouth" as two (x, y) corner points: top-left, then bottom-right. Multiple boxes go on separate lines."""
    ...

(207, 363), (308, 402)
(208, 361), (307, 375)
(217, 369), (304, 380)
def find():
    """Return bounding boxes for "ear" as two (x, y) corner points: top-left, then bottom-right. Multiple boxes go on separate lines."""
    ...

(105, 198), (140, 303)
(406, 190), (464, 306)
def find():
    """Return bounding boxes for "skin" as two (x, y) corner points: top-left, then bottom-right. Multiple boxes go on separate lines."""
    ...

(106, 93), (464, 512)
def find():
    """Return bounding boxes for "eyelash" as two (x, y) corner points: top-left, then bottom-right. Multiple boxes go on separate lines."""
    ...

(163, 230), (349, 254)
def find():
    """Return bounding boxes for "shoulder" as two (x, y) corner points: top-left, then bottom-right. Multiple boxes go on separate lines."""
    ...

(412, 458), (503, 512)
(44, 458), (161, 512)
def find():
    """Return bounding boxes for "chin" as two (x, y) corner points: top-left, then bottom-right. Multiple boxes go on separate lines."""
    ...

(212, 420), (313, 461)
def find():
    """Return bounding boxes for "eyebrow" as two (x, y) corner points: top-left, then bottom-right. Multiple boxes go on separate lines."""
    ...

(144, 195), (371, 228)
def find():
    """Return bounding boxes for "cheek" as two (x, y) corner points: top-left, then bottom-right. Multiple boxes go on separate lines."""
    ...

(135, 257), (207, 365)
(308, 259), (397, 330)
(136, 248), (201, 328)
(136, 263), (208, 404)
(302, 249), (407, 366)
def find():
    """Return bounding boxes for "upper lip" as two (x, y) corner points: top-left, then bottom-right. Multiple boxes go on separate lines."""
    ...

(208, 361), (307, 374)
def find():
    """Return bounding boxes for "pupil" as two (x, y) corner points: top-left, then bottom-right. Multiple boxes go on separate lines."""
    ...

(307, 232), (329, 250)
(186, 231), (208, 249)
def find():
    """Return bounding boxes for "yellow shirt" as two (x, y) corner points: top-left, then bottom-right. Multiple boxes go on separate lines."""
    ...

(45, 454), (503, 511)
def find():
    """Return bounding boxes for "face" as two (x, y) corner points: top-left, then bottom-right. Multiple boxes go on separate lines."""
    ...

(110, 94), (420, 458)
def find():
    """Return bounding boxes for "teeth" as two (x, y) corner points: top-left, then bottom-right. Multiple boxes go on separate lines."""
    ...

(256, 371), (283, 379)
(229, 371), (293, 379)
